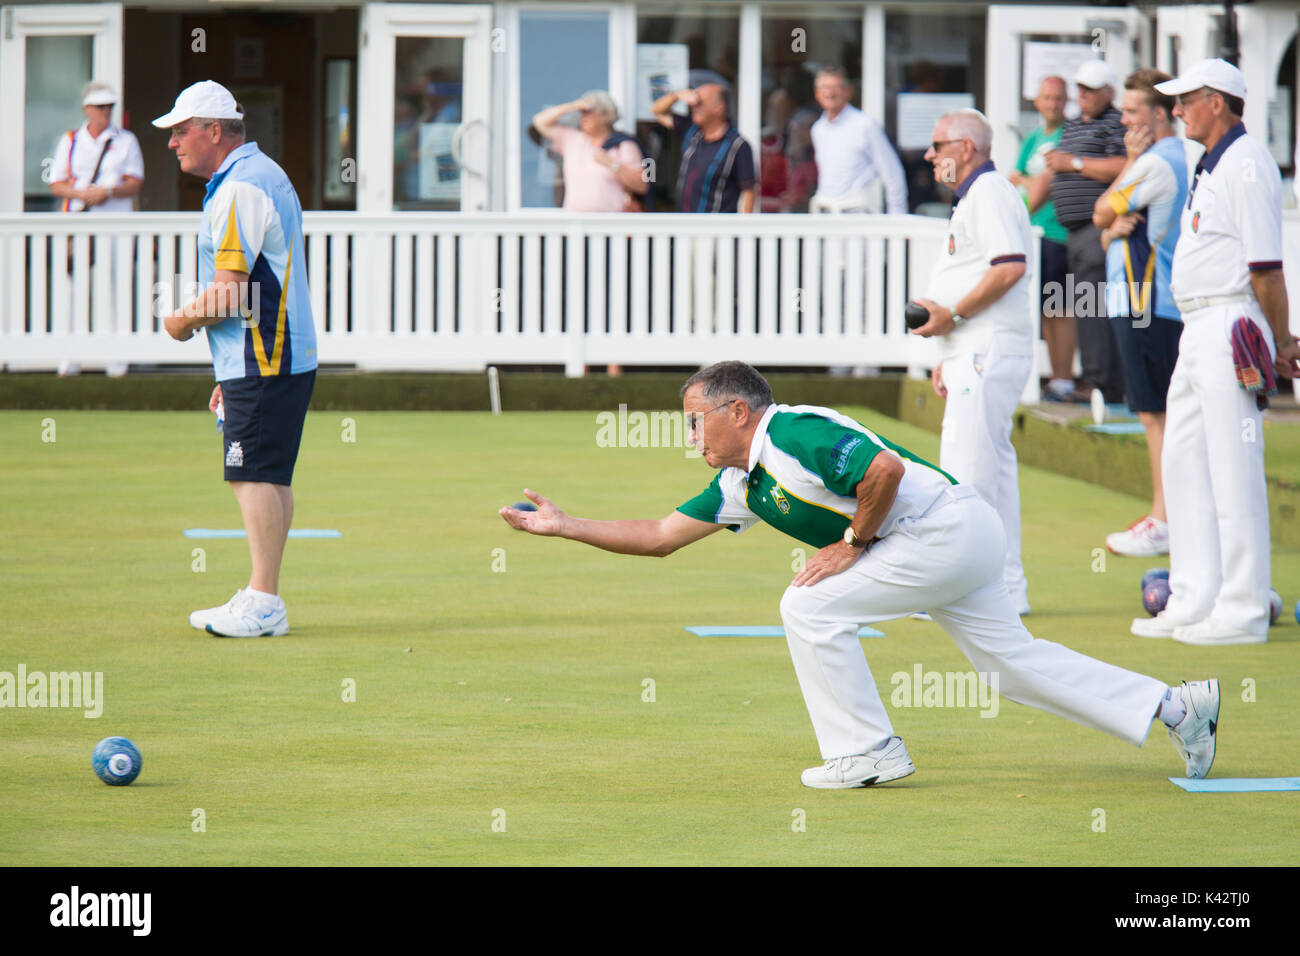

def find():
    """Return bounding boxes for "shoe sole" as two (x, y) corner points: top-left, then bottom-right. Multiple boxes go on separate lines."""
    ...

(205, 623), (289, 638)
(803, 763), (916, 790)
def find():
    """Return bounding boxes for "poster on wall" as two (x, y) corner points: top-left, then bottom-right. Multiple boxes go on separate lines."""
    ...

(636, 44), (689, 121)
(896, 93), (976, 150)
(233, 86), (283, 164)
(1022, 41), (1103, 103)
(418, 122), (461, 202)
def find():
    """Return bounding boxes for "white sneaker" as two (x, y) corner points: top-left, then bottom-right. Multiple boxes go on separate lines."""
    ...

(909, 612), (933, 621)
(801, 736), (915, 789)
(1173, 618), (1267, 646)
(1131, 612), (1198, 639)
(189, 590), (244, 631)
(1167, 680), (1219, 778)
(204, 591), (289, 638)
(1106, 516), (1170, 556)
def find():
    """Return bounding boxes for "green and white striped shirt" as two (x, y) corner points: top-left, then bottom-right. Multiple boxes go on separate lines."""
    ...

(677, 404), (957, 548)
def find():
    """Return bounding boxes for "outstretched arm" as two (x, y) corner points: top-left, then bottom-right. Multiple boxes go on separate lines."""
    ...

(500, 488), (724, 557)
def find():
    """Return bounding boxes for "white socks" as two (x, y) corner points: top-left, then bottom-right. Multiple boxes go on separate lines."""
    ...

(245, 587), (283, 610)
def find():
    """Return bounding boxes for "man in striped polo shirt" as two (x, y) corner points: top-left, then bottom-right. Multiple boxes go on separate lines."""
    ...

(501, 362), (1220, 788)
(158, 80), (317, 638)
(1046, 60), (1128, 404)
(652, 84), (755, 213)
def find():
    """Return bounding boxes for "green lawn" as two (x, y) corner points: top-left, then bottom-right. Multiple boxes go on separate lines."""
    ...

(1, 408), (1296, 866)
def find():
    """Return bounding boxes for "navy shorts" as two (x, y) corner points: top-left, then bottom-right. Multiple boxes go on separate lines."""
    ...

(1109, 315), (1182, 413)
(1040, 238), (1069, 316)
(219, 370), (316, 485)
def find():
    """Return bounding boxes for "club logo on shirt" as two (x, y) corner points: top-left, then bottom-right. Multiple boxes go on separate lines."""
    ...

(1191, 210), (1200, 234)
(225, 441), (244, 468)
(771, 488), (791, 514)
(947, 234), (956, 255)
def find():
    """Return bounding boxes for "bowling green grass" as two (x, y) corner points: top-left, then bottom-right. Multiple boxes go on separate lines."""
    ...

(1, 407), (1297, 867)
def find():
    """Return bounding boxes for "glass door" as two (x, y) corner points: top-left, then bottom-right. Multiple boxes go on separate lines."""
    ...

(357, 3), (492, 212)
(0, 3), (124, 212)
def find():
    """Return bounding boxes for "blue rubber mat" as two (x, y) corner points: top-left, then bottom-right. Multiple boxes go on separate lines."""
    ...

(184, 529), (342, 539)
(1083, 422), (1146, 435)
(685, 625), (884, 638)
(1169, 777), (1300, 793)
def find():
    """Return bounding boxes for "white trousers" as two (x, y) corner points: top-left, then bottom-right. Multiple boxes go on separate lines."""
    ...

(779, 488), (1167, 759)
(1162, 304), (1273, 636)
(938, 345), (1033, 609)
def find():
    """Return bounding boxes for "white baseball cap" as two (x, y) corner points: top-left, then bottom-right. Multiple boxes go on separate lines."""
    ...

(82, 83), (117, 107)
(1073, 60), (1117, 91)
(1154, 58), (1247, 99)
(152, 80), (243, 128)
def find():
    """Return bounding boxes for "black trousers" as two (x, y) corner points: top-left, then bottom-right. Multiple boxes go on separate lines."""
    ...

(1066, 223), (1126, 404)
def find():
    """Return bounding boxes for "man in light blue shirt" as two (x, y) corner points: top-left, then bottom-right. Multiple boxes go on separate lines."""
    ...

(159, 80), (317, 638)
(1093, 69), (1189, 559)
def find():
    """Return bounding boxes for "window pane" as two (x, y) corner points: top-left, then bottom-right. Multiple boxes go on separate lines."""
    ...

(25, 35), (94, 210)
(761, 12), (862, 213)
(520, 11), (609, 209)
(885, 12), (986, 215)
(395, 36), (464, 211)
(635, 12), (739, 212)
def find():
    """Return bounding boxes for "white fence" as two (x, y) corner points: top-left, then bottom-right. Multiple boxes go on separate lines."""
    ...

(0, 211), (1034, 389)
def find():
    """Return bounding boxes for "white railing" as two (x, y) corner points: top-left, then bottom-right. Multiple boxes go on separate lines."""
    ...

(0, 211), (1039, 395)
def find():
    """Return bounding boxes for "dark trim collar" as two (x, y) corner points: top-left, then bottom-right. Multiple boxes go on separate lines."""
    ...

(1196, 122), (1246, 177)
(953, 160), (997, 206)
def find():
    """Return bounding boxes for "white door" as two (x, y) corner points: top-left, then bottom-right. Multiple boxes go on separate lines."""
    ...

(0, 3), (123, 212)
(986, 4), (1143, 173)
(357, 2), (492, 213)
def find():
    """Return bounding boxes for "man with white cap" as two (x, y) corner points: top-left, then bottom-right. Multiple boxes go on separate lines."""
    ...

(49, 82), (144, 213)
(1132, 60), (1300, 645)
(1046, 60), (1128, 406)
(155, 80), (318, 639)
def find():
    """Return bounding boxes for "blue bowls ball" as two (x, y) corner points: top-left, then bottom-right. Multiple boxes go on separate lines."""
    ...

(92, 736), (142, 786)
(1142, 579), (1172, 616)
(1140, 567), (1170, 594)
(510, 501), (537, 512)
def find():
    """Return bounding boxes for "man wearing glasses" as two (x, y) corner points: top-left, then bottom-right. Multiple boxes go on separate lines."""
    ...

(911, 109), (1033, 617)
(1046, 61), (1128, 406)
(155, 81), (318, 638)
(1135, 60), (1300, 645)
(500, 361), (1220, 788)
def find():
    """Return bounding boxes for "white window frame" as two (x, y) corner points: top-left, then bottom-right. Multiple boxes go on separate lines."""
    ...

(0, 2), (123, 213)
(357, 2), (494, 214)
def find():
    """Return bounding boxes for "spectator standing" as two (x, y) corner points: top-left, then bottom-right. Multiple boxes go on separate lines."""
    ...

(50, 82), (144, 213)
(651, 84), (755, 213)
(809, 67), (908, 215)
(1046, 61), (1128, 404)
(1010, 76), (1076, 401)
(531, 91), (648, 213)
(1092, 70), (1189, 558)
(913, 109), (1034, 615)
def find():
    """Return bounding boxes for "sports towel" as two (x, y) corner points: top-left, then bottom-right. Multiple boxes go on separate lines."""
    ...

(1229, 316), (1277, 410)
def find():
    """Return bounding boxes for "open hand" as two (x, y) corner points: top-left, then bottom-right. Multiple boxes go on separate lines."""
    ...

(792, 540), (864, 587)
(499, 488), (567, 536)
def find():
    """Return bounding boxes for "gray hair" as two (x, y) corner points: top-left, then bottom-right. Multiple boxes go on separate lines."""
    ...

(680, 361), (774, 413)
(581, 90), (619, 124)
(194, 112), (245, 140)
(940, 108), (992, 156)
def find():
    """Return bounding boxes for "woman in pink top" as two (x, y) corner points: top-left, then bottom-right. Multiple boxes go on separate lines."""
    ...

(532, 91), (648, 212)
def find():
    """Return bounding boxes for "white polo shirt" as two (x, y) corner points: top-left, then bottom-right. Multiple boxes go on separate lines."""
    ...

(50, 123), (144, 213)
(924, 162), (1034, 359)
(810, 104), (909, 214)
(1170, 123), (1282, 303)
